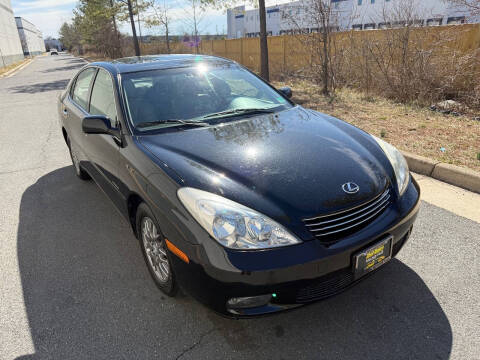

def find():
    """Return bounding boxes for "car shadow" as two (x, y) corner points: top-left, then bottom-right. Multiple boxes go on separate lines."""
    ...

(9, 79), (69, 94)
(65, 58), (87, 64)
(41, 64), (85, 73)
(16, 167), (452, 359)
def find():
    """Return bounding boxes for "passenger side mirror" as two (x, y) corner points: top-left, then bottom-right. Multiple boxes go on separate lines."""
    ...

(279, 86), (292, 99)
(82, 115), (120, 138)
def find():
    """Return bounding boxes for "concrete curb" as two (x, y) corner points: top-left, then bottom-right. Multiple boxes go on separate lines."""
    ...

(402, 151), (480, 194)
(0, 58), (33, 78)
(432, 164), (480, 194)
(402, 151), (438, 176)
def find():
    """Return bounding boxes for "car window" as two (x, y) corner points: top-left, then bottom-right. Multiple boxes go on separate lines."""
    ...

(215, 71), (262, 99)
(122, 64), (292, 131)
(72, 68), (96, 111)
(90, 69), (117, 126)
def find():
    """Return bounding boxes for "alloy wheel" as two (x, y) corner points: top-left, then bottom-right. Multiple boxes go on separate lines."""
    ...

(142, 217), (170, 283)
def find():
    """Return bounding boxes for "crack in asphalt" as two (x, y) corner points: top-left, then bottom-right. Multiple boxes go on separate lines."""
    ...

(175, 327), (217, 360)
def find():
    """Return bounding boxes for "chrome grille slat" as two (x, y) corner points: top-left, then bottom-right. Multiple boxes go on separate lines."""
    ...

(308, 195), (390, 232)
(304, 188), (386, 222)
(310, 202), (389, 236)
(303, 188), (391, 245)
(305, 191), (391, 227)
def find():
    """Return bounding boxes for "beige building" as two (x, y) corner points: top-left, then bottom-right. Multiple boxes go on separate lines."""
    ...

(15, 17), (45, 56)
(0, 0), (24, 67)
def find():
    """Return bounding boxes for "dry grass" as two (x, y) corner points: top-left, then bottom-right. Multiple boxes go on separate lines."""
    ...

(273, 79), (480, 173)
(0, 59), (30, 77)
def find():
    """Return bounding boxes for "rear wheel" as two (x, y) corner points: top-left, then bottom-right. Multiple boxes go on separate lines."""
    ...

(67, 137), (90, 180)
(136, 203), (177, 296)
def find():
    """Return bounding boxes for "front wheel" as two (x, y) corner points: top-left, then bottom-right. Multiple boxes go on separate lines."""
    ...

(67, 137), (90, 180)
(136, 203), (177, 296)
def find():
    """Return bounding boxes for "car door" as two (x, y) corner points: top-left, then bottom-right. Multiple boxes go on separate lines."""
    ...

(64, 67), (97, 174)
(82, 68), (125, 211)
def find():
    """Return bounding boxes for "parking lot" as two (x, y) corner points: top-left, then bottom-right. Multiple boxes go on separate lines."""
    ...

(0, 54), (479, 359)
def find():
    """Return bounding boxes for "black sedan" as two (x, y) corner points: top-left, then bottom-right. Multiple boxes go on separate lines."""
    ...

(58, 55), (420, 317)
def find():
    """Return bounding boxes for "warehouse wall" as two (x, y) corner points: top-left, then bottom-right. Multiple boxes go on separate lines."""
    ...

(0, 0), (24, 67)
(16, 17), (45, 56)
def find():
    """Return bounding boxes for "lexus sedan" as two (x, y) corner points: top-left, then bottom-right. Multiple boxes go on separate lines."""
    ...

(58, 54), (420, 317)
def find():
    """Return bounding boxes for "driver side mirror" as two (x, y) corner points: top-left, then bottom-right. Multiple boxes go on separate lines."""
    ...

(279, 86), (292, 99)
(82, 115), (120, 138)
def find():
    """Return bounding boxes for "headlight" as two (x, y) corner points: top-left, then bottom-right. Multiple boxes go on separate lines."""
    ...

(373, 136), (410, 195)
(177, 187), (301, 249)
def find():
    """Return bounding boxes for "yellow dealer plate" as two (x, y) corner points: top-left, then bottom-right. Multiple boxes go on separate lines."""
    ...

(353, 236), (393, 280)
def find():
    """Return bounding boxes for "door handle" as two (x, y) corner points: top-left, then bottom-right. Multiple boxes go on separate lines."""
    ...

(62, 108), (68, 116)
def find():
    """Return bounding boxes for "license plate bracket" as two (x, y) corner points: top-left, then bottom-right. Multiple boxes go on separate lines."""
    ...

(353, 236), (393, 280)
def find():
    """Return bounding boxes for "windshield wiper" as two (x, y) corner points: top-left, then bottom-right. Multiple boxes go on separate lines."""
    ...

(136, 119), (209, 128)
(202, 108), (275, 119)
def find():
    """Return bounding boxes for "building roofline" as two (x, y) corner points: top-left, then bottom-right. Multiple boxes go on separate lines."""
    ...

(15, 16), (39, 29)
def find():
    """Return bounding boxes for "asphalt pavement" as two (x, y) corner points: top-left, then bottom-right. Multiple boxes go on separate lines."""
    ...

(0, 54), (479, 360)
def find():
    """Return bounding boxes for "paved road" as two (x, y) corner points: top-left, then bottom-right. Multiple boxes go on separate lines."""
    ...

(0, 55), (479, 360)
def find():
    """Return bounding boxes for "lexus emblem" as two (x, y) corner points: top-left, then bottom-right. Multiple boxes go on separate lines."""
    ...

(342, 182), (360, 194)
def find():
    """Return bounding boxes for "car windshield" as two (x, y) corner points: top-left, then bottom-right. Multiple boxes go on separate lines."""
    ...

(121, 63), (292, 131)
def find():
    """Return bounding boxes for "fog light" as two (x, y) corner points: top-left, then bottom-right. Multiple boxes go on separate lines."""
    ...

(227, 294), (272, 309)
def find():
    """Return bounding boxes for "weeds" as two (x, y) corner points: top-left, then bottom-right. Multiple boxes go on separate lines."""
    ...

(273, 78), (480, 172)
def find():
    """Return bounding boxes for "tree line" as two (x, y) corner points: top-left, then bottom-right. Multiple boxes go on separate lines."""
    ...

(59, 0), (270, 76)
(59, 0), (211, 59)
(60, 0), (479, 90)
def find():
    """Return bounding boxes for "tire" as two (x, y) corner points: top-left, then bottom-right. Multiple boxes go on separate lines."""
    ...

(67, 137), (90, 180)
(136, 203), (177, 296)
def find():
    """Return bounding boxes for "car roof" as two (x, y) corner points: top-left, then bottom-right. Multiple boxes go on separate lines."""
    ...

(90, 54), (235, 75)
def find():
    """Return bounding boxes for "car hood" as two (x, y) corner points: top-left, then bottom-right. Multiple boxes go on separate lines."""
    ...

(138, 106), (393, 221)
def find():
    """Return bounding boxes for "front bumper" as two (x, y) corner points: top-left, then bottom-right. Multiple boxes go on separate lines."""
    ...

(170, 177), (420, 317)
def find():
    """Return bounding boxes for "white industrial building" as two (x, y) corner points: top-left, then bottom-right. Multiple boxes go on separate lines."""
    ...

(0, 0), (24, 67)
(227, 0), (477, 39)
(15, 17), (45, 56)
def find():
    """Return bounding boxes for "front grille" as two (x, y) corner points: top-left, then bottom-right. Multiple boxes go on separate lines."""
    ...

(295, 268), (354, 303)
(303, 188), (391, 245)
(294, 230), (409, 303)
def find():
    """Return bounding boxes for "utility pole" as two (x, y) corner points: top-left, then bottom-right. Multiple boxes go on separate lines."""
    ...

(110, 0), (121, 57)
(127, 0), (141, 56)
(258, 0), (269, 81)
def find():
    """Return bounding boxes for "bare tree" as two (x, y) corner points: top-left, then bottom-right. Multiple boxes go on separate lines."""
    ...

(145, 0), (173, 53)
(287, 0), (344, 95)
(127, 0), (141, 55)
(182, 0), (205, 53)
(136, 0), (143, 43)
(109, 0), (122, 57)
(200, 0), (270, 81)
(447, 0), (480, 16)
(134, 0), (152, 43)
(116, 0), (141, 55)
(355, 0), (479, 106)
(115, 0), (152, 56)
